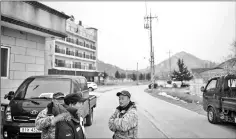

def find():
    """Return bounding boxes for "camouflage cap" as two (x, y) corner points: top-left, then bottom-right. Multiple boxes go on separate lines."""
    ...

(116, 90), (131, 98)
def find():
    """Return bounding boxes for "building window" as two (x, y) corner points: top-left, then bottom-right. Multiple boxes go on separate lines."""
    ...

(1, 46), (10, 78)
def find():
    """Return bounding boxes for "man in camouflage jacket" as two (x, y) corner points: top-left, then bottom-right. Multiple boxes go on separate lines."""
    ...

(108, 90), (138, 139)
(35, 92), (70, 139)
(35, 92), (85, 139)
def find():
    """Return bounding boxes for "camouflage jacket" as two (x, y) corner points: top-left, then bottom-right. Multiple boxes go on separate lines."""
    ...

(35, 108), (56, 139)
(35, 102), (85, 139)
(108, 104), (138, 139)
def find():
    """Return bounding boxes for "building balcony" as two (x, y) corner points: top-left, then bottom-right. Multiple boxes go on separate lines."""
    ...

(64, 38), (96, 51)
(89, 55), (96, 60)
(55, 39), (96, 53)
(55, 52), (96, 62)
(55, 62), (96, 71)
(75, 52), (83, 58)
(66, 50), (74, 56)
(55, 48), (65, 54)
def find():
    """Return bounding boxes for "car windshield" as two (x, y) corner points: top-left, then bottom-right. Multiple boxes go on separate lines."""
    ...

(14, 78), (71, 99)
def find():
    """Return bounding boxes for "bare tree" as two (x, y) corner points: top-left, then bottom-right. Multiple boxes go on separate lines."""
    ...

(232, 40), (236, 57)
(222, 40), (236, 62)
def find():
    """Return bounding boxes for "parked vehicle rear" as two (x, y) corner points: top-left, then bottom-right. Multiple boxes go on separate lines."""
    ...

(201, 74), (236, 125)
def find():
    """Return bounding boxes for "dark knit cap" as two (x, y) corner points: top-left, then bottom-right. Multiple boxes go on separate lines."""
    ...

(64, 93), (87, 105)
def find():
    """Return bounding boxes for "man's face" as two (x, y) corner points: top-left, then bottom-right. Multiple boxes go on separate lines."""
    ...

(69, 102), (83, 109)
(119, 95), (130, 107)
(70, 102), (84, 117)
(54, 98), (64, 104)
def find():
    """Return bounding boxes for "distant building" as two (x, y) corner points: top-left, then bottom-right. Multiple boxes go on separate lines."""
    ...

(46, 19), (99, 82)
(191, 68), (226, 82)
(191, 68), (212, 79)
(1, 1), (70, 103)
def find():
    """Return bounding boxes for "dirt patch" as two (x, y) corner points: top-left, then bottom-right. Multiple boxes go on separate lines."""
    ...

(145, 88), (207, 116)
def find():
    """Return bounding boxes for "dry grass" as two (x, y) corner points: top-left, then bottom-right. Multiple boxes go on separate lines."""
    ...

(147, 87), (203, 104)
(145, 87), (206, 116)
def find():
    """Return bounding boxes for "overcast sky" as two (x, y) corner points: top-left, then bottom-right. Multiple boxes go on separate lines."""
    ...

(43, 1), (235, 70)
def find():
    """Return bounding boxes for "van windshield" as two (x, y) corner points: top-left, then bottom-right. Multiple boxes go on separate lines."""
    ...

(14, 78), (71, 99)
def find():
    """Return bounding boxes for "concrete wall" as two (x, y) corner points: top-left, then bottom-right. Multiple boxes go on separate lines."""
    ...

(1, 27), (45, 103)
(1, 1), (66, 34)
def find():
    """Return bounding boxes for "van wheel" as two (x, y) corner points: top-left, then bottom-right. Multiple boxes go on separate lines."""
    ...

(207, 107), (218, 124)
(85, 108), (93, 126)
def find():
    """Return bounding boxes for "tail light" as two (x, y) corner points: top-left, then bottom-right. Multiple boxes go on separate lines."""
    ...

(5, 106), (12, 122)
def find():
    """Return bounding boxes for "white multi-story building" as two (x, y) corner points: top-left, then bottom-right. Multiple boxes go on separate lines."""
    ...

(46, 19), (98, 82)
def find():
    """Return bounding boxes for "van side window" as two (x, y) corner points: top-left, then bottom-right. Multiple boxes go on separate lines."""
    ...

(80, 78), (88, 91)
(206, 79), (217, 91)
(73, 80), (80, 93)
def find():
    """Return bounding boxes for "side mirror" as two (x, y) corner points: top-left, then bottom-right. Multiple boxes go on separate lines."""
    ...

(4, 91), (14, 100)
(200, 86), (205, 92)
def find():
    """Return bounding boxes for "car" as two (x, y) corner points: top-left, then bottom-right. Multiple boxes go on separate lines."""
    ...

(87, 82), (98, 91)
(38, 93), (54, 98)
(2, 75), (97, 139)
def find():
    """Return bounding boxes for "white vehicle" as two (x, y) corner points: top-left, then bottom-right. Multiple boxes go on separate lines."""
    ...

(87, 82), (98, 91)
(39, 93), (54, 98)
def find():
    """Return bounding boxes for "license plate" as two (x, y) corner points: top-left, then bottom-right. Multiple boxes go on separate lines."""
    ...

(20, 127), (41, 133)
(235, 117), (236, 123)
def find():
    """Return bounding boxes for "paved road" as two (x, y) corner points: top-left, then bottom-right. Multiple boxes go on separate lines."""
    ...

(85, 85), (236, 138)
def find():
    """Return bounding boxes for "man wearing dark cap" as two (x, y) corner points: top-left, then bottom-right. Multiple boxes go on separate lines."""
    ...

(35, 92), (86, 139)
(63, 93), (87, 139)
(108, 90), (138, 139)
(64, 92), (87, 134)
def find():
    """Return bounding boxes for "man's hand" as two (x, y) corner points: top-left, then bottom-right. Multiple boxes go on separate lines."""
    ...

(51, 113), (71, 125)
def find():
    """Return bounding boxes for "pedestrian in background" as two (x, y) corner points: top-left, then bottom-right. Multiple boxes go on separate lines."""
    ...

(108, 90), (138, 139)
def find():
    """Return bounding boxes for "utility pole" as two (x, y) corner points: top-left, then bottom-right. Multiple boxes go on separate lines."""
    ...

(144, 11), (158, 91)
(167, 50), (172, 78)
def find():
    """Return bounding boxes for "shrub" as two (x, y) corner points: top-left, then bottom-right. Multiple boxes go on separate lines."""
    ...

(172, 83), (177, 88)
(148, 83), (158, 89)
(167, 80), (172, 84)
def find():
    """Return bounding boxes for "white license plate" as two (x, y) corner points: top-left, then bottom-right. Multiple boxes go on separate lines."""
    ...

(235, 117), (236, 123)
(20, 127), (41, 133)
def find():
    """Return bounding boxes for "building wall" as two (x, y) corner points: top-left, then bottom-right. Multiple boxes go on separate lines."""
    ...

(1, 1), (66, 34)
(1, 27), (45, 103)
